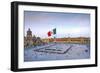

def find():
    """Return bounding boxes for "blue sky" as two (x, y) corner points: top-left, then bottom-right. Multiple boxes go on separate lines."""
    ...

(24, 11), (90, 38)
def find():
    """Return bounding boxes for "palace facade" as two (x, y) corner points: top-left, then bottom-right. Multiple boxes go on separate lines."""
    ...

(42, 37), (90, 44)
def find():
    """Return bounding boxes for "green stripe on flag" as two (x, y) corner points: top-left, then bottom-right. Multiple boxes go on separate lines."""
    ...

(53, 28), (56, 34)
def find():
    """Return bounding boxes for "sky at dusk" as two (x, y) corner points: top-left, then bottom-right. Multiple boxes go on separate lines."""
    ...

(24, 11), (90, 38)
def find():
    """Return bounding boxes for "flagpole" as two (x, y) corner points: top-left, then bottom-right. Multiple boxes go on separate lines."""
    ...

(47, 31), (52, 44)
(54, 35), (55, 43)
(48, 36), (50, 43)
(47, 28), (56, 44)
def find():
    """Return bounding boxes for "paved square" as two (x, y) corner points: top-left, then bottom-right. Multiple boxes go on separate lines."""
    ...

(24, 43), (90, 62)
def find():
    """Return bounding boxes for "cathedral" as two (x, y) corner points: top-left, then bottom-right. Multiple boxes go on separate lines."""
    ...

(24, 28), (43, 48)
(24, 28), (33, 48)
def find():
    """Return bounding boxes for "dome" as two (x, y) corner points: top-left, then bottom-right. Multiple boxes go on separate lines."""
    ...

(27, 28), (32, 35)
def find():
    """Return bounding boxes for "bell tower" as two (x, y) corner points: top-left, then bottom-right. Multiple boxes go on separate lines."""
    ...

(27, 28), (32, 40)
(26, 28), (33, 46)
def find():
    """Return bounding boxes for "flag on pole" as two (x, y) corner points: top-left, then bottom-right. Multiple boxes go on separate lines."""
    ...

(47, 28), (56, 43)
(47, 28), (56, 37)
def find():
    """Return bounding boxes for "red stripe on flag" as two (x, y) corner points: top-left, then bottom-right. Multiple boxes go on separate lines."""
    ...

(47, 31), (52, 37)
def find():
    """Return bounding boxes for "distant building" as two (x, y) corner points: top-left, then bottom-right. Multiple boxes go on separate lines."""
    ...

(24, 28), (90, 48)
(24, 28), (33, 47)
(42, 37), (90, 44)
(24, 36), (27, 47)
(24, 28), (44, 48)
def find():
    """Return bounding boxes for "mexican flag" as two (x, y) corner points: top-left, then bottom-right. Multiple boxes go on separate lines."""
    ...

(47, 28), (56, 37)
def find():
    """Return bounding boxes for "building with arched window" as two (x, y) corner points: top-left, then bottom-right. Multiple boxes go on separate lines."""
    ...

(24, 28), (44, 48)
(42, 37), (90, 44)
(24, 28), (33, 47)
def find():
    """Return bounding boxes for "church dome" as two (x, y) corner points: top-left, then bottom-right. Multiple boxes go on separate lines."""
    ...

(27, 28), (32, 35)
